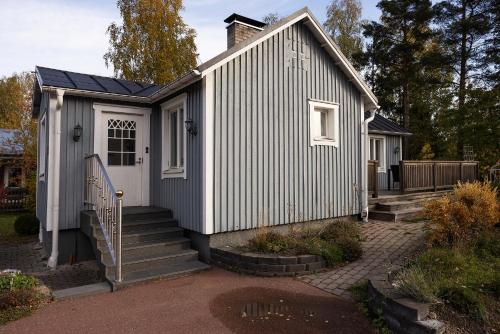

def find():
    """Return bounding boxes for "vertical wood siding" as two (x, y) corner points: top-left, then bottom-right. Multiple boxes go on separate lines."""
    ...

(212, 22), (362, 233)
(377, 135), (402, 190)
(150, 82), (203, 232)
(58, 96), (94, 230)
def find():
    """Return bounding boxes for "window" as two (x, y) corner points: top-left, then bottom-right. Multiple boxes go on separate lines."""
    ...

(107, 119), (136, 166)
(309, 100), (339, 147)
(161, 94), (187, 179)
(38, 114), (46, 179)
(7, 167), (22, 187)
(369, 136), (386, 172)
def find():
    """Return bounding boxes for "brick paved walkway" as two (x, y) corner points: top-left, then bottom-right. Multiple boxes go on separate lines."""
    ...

(0, 240), (104, 290)
(300, 221), (426, 298)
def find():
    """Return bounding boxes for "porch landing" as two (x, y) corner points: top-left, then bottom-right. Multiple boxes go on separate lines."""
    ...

(368, 190), (450, 222)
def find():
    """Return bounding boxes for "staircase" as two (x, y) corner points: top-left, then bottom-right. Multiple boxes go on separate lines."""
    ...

(85, 206), (209, 290)
(368, 191), (449, 222)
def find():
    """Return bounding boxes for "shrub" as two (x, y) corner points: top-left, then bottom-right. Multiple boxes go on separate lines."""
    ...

(437, 286), (486, 321)
(425, 181), (500, 248)
(13, 215), (39, 236)
(393, 266), (437, 303)
(0, 273), (38, 293)
(246, 220), (363, 266)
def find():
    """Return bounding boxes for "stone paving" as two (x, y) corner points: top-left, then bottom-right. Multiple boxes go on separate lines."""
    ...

(300, 221), (426, 298)
(0, 239), (104, 290)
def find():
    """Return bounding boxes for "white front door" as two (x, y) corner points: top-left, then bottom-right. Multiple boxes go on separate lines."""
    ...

(94, 105), (150, 207)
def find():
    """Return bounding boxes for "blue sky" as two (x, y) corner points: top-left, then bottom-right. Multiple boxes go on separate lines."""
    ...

(0, 0), (380, 78)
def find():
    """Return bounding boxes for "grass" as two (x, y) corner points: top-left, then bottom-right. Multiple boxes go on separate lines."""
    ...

(0, 273), (49, 326)
(244, 220), (363, 267)
(392, 231), (500, 327)
(0, 212), (35, 244)
(348, 280), (391, 334)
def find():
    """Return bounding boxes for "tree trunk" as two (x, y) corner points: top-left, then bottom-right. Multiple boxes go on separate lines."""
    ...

(457, 0), (468, 159)
(403, 82), (410, 160)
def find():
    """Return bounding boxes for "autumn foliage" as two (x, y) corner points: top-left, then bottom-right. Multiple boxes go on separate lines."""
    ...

(425, 181), (500, 248)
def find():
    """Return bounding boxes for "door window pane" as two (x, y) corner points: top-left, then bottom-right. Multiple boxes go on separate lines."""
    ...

(107, 119), (137, 166)
(320, 111), (327, 137)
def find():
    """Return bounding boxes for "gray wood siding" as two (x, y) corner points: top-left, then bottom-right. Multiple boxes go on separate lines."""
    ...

(36, 92), (50, 228)
(150, 82), (204, 232)
(212, 22), (362, 233)
(376, 134), (401, 190)
(58, 96), (94, 230)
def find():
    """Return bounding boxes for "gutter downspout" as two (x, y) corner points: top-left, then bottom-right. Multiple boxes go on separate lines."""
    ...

(361, 107), (377, 222)
(47, 89), (64, 269)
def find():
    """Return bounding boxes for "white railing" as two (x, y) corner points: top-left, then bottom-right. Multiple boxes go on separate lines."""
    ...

(84, 154), (123, 282)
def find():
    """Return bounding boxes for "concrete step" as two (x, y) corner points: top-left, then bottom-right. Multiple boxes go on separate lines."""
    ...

(94, 227), (185, 249)
(123, 206), (172, 220)
(369, 207), (424, 222)
(91, 217), (179, 233)
(105, 249), (199, 277)
(112, 261), (210, 290)
(52, 282), (112, 300)
(98, 237), (191, 262)
(375, 201), (422, 212)
(369, 191), (450, 205)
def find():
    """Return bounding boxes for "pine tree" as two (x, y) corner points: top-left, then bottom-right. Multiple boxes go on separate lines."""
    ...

(363, 0), (440, 158)
(434, 0), (494, 157)
(104, 0), (198, 85)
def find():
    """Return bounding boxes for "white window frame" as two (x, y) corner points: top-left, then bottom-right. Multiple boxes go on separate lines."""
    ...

(161, 94), (187, 179)
(369, 135), (386, 173)
(38, 113), (47, 180)
(309, 99), (339, 147)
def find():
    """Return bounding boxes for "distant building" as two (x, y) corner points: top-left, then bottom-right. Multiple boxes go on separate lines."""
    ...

(0, 129), (25, 189)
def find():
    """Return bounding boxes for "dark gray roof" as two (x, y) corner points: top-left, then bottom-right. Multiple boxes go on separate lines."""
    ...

(36, 66), (163, 97)
(365, 112), (412, 136)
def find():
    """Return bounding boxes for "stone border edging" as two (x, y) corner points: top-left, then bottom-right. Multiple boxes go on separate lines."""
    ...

(367, 279), (445, 334)
(211, 246), (326, 276)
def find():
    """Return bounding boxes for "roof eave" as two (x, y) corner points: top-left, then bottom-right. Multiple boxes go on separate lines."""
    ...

(41, 85), (152, 103)
(368, 130), (412, 136)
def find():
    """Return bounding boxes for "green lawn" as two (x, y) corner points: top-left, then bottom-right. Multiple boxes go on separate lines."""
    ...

(0, 212), (33, 244)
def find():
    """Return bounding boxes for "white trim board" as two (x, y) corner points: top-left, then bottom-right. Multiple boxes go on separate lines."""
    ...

(202, 73), (214, 234)
(93, 103), (151, 206)
(160, 93), (188, 180)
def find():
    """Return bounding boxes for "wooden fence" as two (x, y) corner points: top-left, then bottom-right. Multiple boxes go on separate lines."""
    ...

(399, 161), (479, 193)
(0, 188), (28, 212)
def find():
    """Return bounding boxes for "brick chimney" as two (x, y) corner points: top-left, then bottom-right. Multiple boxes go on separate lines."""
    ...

(224, 14), (267, 49)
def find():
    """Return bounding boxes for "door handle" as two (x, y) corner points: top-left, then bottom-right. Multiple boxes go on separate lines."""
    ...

(136, 157), (143, 164)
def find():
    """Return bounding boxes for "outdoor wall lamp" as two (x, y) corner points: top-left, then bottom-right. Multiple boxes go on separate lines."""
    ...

(73, 124), (82, 142)
(185, 118), (198, 136)
(394, 146), (400, 155)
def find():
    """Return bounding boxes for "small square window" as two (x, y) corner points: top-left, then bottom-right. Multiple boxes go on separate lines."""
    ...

(309, 100), (339, 147)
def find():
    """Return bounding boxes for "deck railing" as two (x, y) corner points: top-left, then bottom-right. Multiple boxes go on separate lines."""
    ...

(399, 160), (479, 193)
(368, 160), (379, 198)
(84, 154), (123, 282)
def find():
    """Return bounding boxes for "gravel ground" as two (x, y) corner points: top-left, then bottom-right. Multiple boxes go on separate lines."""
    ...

(0, 267), (375, 334)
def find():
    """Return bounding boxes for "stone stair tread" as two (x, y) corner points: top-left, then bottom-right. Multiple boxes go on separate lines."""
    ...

(117, 261), (210, 287)
(123, 206), (171, 216)
(122, 217), (177, 226)
(103, 249), (199, 267)
(98, 237), (190, 253)
(94, 226), (183, 241)
(371, 207), (422, 215)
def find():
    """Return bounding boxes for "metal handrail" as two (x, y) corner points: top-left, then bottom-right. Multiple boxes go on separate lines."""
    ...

(84, 154), (123, 282)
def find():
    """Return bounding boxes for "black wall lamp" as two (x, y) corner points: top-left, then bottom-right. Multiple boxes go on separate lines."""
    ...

(185, 118), (198, 136)
(73, 124), (82, 142)
(394, 146), (400, 155)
